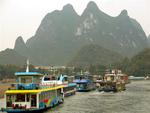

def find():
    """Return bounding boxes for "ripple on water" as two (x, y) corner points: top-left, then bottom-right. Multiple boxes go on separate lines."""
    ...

(1, 81), (150, 113)
(45, 81), (150, 113)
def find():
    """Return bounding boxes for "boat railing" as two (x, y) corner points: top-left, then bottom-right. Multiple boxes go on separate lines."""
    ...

(39, 82), (62, 89)
(9, 82), (62, 90)
(12, 102), (28, 109)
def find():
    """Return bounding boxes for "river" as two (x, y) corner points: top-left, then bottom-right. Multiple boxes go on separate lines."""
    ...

(1, 80), (150, 113)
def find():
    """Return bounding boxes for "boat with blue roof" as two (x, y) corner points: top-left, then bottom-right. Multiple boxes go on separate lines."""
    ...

(1, 60), (64, 113)
(73, 71), (95, 92)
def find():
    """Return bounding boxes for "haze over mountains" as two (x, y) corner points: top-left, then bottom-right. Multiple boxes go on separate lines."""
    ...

(0, 1), (149, 66)
(148, 35), (150, 47)
(0, 49), (26, 65)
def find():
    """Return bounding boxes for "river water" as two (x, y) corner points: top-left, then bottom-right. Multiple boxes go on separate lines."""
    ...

(1, 80), (150, 113)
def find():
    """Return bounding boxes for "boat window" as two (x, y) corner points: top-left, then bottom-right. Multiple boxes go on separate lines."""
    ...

(45, 92), (48, 98)
(21, 76), (32, 83)
(44, 77), (50, 81)
(6, 95), (15, 107)
(34, 77), (41, 84)
(80, 77), (83, 80)
(39, 94), (41, 101)
(64, 77), (68, 82)
(47, 91), (50, 98)
(77, 83), (87, 88)
(57, 89), (61, 96)
(40, 93), (44, 101)
(68, 76), (74, 83)
(26, 94), (30, 102)
(16, 94), (25, 102)
(52, 76), (56, 80)
(44, 76), (56, 81)
(64, 86), (75, 92)
(75, 75), (81, 79)
(50, 90), (56, 98)
(87, 76), (93, 80)
(31, 94), (37, 107)
(57, 76), (60, 80)
(111, 76), (114, 81)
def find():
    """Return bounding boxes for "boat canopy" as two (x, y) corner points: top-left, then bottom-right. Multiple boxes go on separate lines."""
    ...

(5, 85), (64, 94)
(15, 72), (43, 76)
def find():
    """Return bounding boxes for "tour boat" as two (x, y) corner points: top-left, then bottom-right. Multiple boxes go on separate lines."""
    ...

(96, 69), (126, 92)
(73, 72), (95, 92)
(41, 74), (76, 97)
(2, 61), (64, 113)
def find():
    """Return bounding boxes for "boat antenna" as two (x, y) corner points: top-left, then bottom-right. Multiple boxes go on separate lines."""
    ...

(26, 59), (29, 72)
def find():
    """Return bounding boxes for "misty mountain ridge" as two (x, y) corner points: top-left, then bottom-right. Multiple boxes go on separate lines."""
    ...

(0, 49), (26, 65)
(0, 1), (148, 66)
(148, 35), (150, 47)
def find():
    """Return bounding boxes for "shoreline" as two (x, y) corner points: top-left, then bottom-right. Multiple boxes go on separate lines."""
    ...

(0, 84), (10, 99)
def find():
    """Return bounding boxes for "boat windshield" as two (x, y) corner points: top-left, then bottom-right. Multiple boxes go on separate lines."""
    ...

(6, 94), (26, 104)
(21, 77), (32, 83)
(77, 83), (87, 89)
(75, 75), (85, 79)
(75, 75), (93, 80)
(44, 76), (56, 81)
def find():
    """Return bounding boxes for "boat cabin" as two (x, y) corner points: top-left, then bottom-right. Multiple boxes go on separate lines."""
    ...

(5, 86), (64, 110)
(15, 72), (44, 90)
(104, 74), (118, 82)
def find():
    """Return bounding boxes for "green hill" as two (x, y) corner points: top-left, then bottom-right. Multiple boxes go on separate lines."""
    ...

(69, 44), (123, 67)
(119, 48), (150, 77)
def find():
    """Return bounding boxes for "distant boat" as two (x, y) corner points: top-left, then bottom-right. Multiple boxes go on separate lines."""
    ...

(129, 76), (145, 80)
(73, 72), (95, 92)
(96, 69), (126, 92)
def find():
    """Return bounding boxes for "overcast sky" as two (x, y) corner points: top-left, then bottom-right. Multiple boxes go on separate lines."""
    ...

(0, 0), (149, 51)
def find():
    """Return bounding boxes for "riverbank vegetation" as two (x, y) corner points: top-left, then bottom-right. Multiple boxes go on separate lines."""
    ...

(0, 64), (47, 79)
(0, 48), (150, 79)
(115, 48), (150, 77)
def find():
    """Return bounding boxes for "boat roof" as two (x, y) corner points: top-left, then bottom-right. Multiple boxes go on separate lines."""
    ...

(5, 85), (64, 94)
(74, 79), (91, 83)
(105, 74), (116, 76)
(67, 83), (76, 87)
(15, 72), (43, 76)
